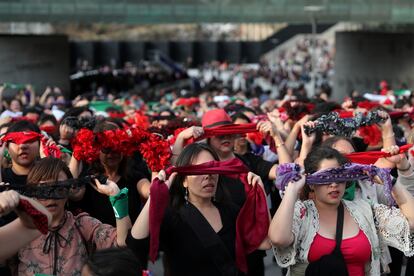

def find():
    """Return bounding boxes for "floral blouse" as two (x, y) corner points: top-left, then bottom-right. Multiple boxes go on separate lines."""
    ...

(16, 211), (117, 276)
(273, 199), (414, 276)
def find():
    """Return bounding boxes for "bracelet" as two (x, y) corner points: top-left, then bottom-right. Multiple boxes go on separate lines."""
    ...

(109, 187), (129, 219)
(398, 163), (411, 172)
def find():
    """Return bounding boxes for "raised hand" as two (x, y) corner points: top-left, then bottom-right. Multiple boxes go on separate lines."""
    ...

(257, 120), (278, 137)
(16, 195), (52, 229)
(301, 122), (317, 146)
(94, 178), (120, 197)
(285, 174), (306, 195)
(59, 124), (76, 141)
(157, 170), (177, 189)
(39, 137), (58, 158)
(247, 172), (265, 191)
(0, 190), (19, 217)
(377, 110), (392, 129)
(383, 145), (405, 165)
(178, 126), (204, 140)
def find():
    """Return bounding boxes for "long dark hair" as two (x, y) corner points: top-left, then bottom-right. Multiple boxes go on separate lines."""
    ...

(169, 143), (228, 209)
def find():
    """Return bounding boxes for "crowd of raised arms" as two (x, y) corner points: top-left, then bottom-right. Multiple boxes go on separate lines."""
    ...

(1, 66), (414, 276)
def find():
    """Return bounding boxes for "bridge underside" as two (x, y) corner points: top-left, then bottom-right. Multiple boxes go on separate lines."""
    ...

(0, 1), (413, 24)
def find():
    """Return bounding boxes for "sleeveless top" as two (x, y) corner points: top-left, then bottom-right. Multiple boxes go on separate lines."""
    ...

(308, 230), (371, 276)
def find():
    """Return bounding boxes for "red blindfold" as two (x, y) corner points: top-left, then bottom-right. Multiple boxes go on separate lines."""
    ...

(2, 131), (41, 145)
(40, 125), (57, 134)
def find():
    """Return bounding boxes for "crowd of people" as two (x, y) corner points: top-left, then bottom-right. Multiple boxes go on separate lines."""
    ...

(69, 38), (334, 105)
(0, 40), (414, 276)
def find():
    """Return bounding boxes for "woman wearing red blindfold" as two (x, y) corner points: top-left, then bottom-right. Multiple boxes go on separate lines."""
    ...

(127, 143), (271, 276)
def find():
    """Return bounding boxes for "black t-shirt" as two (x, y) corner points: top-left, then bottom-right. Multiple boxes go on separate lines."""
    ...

(127, 202), (239, 276)
(2, 167), (28, 187)
(217, 154), (275, 209)
(236, 152), (275, 193)
(78, 173), (146, 226)
(0, 168), (28, 276)
(0, 168), (28, 226)
(236, 153), (274, 181)
(219, 176), (246, 209)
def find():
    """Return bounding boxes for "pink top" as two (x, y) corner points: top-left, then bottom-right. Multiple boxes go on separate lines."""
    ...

(308, 230), (371, 276)
(17, 211), (117, 276)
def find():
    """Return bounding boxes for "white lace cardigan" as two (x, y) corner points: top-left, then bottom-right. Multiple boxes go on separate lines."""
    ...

(272, 199), (414, 276)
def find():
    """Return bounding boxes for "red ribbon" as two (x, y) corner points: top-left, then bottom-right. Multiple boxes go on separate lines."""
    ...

(18, 198), (49, 235)
(40, 136), (62, 159)
(389, 111), (414, 119)
(1, 131), (61, 158)
(10, 116), (38, 124)
(149, 158), (269, 273)
(2, 131), (41, 145)
(40, 125), (57, 134)
(337, 110), (414, 120)
(337, 110), (354, 118)
(346, 144), (412, 164)
(175, 97), (200, 107)
(198, 123), (258, 140)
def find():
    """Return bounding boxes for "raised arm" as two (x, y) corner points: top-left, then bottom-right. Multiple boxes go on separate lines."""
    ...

(94, 179), (132, 246)
(269, 175), (305, 247)
(267, 109), (289, 139)
(26, 84), (36, 107)
(136, 178), (151, 199)
(382, 146), (414, 230)
(284, 115), (310, 157)
(39, 86), (51, 106)
(0, 191), (52, 261)
(59, 123), (76, 149)
(295, 123), (316, 167)
(69, 154), (83, 179)
(171, 126), (203, 165)
(266, 112), (292, 164)
(256, 120), (288, 180)
(247, 172), (271, 250)
(131, 171), (176, 239)
(374, 111), (396, 169)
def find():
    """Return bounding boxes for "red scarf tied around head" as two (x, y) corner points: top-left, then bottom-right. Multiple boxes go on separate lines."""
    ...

(1, 131), (61, 158)
(149, 157), (269, 273)
(1, 131), (41, 145)
(175, 123), (259, 148)
(199, 123), (258, 140)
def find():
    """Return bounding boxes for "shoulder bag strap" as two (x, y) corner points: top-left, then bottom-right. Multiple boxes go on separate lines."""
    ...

(334, 202), (345, 253)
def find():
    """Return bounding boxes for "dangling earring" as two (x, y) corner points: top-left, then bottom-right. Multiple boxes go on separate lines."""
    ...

(184, 187), (189, 204)
(212, 194), (216, 202)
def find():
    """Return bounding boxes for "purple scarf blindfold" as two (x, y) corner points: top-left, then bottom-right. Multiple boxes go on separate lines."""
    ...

(276, 163), (394, 205)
